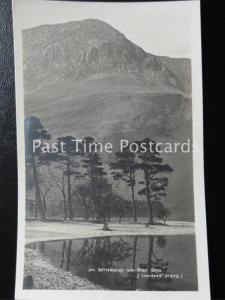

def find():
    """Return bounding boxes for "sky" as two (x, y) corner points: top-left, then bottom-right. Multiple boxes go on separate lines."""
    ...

(14, 0), (197, 58)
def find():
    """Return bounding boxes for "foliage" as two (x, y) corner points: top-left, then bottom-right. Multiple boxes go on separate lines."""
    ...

(110, 144), (138, 222)
(25, 117), (174, 226)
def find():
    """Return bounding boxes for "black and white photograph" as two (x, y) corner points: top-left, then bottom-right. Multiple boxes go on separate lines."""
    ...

(12, 1), (210, 299)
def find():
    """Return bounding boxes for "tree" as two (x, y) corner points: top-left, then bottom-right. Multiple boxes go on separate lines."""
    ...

(112, 195), (132, 223)
(95, 178), (113, 230)
(151, 177), (168, 202)
(110, 145), (138, 223)
(151, 176), (170, 224)
(158, 207), (170, 224)
(152, 201), (170, 224)
(137, 138), (173, 225)
(25, 116), (51, 220)
(73, 182), (94, 221)
(39, 176), (52, 219)
(54, 136), (84, 220)
(48, 167), (67, 220)
(81, 137), (107, 223)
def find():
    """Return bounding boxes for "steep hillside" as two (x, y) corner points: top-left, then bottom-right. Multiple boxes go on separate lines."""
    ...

(23, 19), (191, 94)
(23, 19), (194, 220)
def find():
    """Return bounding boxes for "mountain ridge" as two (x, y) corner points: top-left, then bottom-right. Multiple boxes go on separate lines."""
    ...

(23, 19), (191, 94)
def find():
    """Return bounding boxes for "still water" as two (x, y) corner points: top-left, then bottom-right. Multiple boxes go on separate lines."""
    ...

(27, 235), (198, 290)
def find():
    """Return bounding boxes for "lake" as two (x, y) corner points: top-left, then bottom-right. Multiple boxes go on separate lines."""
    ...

(26, 234), (198, 290)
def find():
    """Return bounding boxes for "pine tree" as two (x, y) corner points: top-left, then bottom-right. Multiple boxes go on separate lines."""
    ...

(81, 136), (107, 223)
(25, 116), (51, 219)
(55, 136), (84, 220)
(110, 144), (138, 223)
(137, 138), (173, 225)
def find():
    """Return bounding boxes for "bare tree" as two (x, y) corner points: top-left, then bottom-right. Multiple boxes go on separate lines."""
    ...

(48, 166), (67, 220)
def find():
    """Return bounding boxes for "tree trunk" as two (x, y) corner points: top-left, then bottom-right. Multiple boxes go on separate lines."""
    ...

(62, 177), (67, 220)
(103, 217), (110, 231)
(35, 190), (38, 220)
(67, 158), (73, 220)
(150, 201), (153, 224)
(130, 171), (137, 223)
(84, 204), (89, 221)
(90, 162), (101, 221)
(145, 171), (153, 225)
(95, 209), (102, 223)
(32, 156), (44, 219)
(43, 198), (46, 219)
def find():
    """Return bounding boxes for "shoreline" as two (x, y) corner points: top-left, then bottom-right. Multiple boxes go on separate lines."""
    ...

(25, 220), (195, 244)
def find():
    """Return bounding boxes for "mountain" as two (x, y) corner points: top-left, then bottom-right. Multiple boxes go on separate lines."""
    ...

(23, 19), (194, 220)
(23, 19), (191, 94)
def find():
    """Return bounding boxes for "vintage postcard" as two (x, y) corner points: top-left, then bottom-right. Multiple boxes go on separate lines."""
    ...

(13, 0), (210, 299)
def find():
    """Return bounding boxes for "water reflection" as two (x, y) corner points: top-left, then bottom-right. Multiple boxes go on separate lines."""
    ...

(26, 235), (198, 291)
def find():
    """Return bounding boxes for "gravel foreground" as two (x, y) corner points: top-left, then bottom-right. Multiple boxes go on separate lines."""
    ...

(24, 248), (104, 290)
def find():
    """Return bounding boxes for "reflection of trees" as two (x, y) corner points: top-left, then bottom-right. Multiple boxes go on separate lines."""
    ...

(66, 240), (72, 271)
(59, 240), (73, 271)
(77, 237), (132, 268)
(132, 236), (137, 269)
(60, 241), (66, 268)
(33, 235), (173, 290)
(127, 236), (138, 290)
(38, 241), (45, 254)
(63, 237), (133, 289)
(139, 236), (172, 290)
(157, 236), (167, 248)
